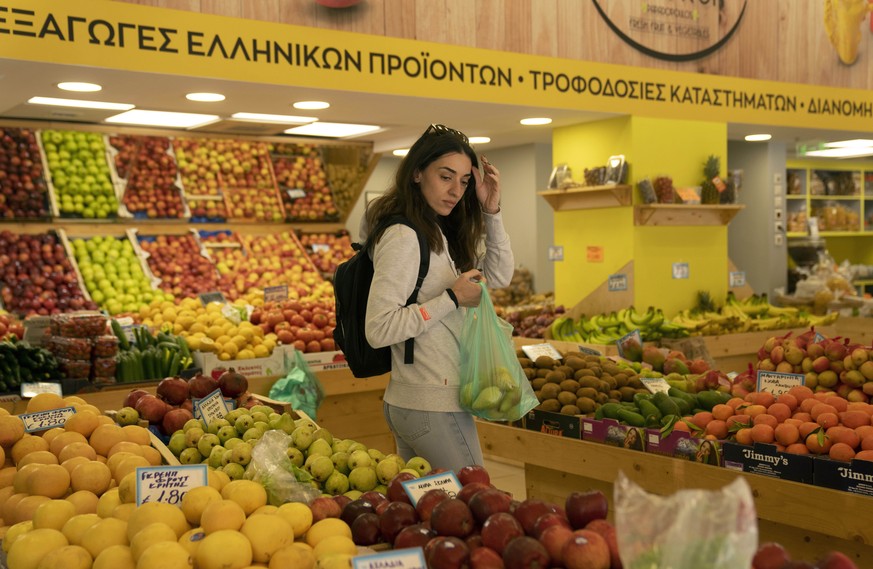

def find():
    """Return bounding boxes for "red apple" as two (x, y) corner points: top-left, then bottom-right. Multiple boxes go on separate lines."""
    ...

(310, 496), (342, 522)
(564, 490), (608, 530)
(424, 536), (470, 569)
(470, 546), (505, 569)
(380, 501), (419, 544)
(393, 523), (436, 551)
(350, 512), (383, 546)
(585, 519), (621, 569)
(538, 524), (574, 567)
(532, 512), (571, 540)
(429, 497), (475, 538)
(457, 482), (492, 504)
(469, 488), (513, 525)
(480, 512), (524, 555)
(416, 488), (451, 522)
(458, 464), (491, 486)
(513, 499), (554, 536)
(562, 530), (610, 569)
(502, 535), (550, 569)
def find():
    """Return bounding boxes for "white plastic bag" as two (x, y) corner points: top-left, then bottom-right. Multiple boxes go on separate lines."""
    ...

(615, 471), (757, 569)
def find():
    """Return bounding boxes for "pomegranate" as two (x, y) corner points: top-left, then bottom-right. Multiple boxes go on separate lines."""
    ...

(188, 372), (219, 399)
(218, 367), (248, 398)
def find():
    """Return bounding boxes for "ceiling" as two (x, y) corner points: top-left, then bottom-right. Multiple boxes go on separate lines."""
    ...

(0, 58), (867, 158)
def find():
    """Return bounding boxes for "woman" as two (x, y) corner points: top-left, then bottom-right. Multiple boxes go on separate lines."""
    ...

(363, 123), (515, 473)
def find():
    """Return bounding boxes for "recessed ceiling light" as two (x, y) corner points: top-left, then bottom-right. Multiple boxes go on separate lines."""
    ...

(824, 139), (873, 148)
(293, 101), (330, 110)
(284, 122), (379, 138)
(57, 82), (102, 92)
(393, 149), (409, 157)
(231, 112), (317, 124)
(744, 134), (772, 142)
(186, 92), (225, 102)
(805, 147), (873, 158)
(469, 136), (491, 145)
(520, 117), (552, 126)
(105, 110), (219, 128)
(28, 96), (134, 110)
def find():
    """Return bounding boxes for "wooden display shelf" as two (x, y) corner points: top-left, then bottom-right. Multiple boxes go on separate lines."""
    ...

(476, 421), (873, 565)
(633, 204), (744, 226)
(0, 220), (345, 237)
(538, 185), (632, 211)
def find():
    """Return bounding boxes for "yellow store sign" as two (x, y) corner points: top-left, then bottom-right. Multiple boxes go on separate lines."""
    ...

(1, 0), (872, 132)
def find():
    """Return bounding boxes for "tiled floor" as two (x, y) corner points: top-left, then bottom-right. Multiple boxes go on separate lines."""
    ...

(483, 454), (526, 499)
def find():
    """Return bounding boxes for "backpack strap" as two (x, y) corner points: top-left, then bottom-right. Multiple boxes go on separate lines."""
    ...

(369, 215), (430, 366)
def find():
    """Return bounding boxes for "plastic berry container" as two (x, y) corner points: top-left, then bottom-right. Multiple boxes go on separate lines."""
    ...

(57, 357), (92, 380)
(92, 357), (117, 381)
(50, 312), (108, 338)
(48, 336), (92, 361)
(92, 335), (119, 358)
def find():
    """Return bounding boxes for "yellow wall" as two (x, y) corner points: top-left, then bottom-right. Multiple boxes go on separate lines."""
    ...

(552, 116), (730, 317)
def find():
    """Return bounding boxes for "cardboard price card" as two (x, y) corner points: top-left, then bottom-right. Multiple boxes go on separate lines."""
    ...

(756, 370), (805, 395)
(135, 464), (209, 506)
(264, 284), (289, 303)
(640, 377), (671, 394)
(193, 388), (230, 424)
(401, 472), (462, 505)
(20, 406), (76, 433)
(521, 343), (563, 362)
(353, 547), (426, 569)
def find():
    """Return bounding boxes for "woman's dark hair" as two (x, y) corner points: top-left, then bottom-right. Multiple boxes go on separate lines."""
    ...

(364, 124), (484, 272)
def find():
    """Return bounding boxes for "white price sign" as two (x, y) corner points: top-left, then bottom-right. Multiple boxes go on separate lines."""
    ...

(193, 389), (230, 425)
(353, 548), (426, 569)
(401, 472), (462, 505)
(20, 406), (76, 433)
(135, 465), (208, 506)
(756, 371), (804, 396)
(521, 343), (563, 362)
(640, 377), (671, 395)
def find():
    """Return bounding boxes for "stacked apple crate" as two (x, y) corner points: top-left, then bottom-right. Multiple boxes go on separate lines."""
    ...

(271, 142), (341, 222)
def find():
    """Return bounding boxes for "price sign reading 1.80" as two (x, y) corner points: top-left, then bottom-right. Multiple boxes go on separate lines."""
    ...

(135, 465), (208, 506)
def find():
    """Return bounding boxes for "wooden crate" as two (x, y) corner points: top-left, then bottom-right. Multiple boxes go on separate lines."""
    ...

(834, 317), (871, 344)
(698, 325), (836, 374)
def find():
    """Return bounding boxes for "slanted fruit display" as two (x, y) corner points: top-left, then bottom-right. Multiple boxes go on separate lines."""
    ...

(137, 234), (221, 299)
(0, 127), (51, 219)
(40, 129), (118, 218)
(108, 134), (187, 219)
(296, 230), (355, 276)
(271, 143), (339, 221)
(249, 298), (336, 353)
(0, 230), (96, 317)
(70, 235), (164, 315)
(228, 232), (329, 301)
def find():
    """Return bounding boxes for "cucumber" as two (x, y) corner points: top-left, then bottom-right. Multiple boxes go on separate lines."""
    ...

(616, 408), (646, 428)
(652, 392), (682, 417)
(600, 402), (623, 420)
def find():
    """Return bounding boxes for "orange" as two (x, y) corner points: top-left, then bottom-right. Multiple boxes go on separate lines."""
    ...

(824, 396), (848, 413)
(786, 385), (814, 403)
(856, 425), (873, 441)
(775, 393), (798, 412)
(799, 421), (820, 439)
(748, 391), (776, 408)
(742, 404), (767, 418)
(27, 463), (71, 498)
(774, 423), (800, 446)
(11, 434), (50, 464)
(856, 450), (873, 462)
(49, 431), (88, 458)
(704, 420), (727, 440)
(815, 412), (839, 430)
(828, 442), (856, 462)
(726, 415), (751, 430)
(752, 414), (778, 429)
(673, 421), (691, 433)
(792, 412), (812, 423)
(783, 418), (803, 427)
(12, 494), (52, 524)
(766, 403), (792, 424)
(785, 443), (809, 455)
(90, 424), (127, 457)
(107, 441), (145, 458)
(58, 441), (98, 463)
(805, 432), (832, 454)
(689, 412), (712, 430)
(64, 410), (101, 438)
(839, 410), (870, 430)
(0, 415), (26, 447)
(726, 397), (746, 410)
(25, 392), (65, 413)
(734, 428), (753, 445)
(711, 404), (733, 422)
(826, 426), (860, 449)
(750, 423), (775, 444)
(17, 450), (59, 467)
(799, 398), (819, 414)
(861, 434), (873, 451)
(810, 403), (838, 421)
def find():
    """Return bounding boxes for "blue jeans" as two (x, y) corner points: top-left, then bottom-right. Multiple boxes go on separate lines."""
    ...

(382, 401), (484, 473)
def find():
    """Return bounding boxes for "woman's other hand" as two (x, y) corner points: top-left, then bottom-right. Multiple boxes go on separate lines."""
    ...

(474, 156), (500, 214)
(450, 270), (485, 307)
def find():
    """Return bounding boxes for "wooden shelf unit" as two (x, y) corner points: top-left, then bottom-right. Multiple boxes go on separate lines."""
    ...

(633, 204), (745, 226)
(537, 185), (632, 211)
(476, 421), (873, 565)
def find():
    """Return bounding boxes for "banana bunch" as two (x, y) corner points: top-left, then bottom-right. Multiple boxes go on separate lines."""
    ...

(550, 306), (685, 344)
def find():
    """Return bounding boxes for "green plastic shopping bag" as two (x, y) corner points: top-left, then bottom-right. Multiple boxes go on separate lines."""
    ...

(459, 282), (538, 421)
(268, 349), (325, 419)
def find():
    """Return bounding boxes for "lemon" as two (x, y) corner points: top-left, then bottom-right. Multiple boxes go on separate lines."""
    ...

(93, 544), (135, 569)
(240, 514), (294, 563)
(312, 535), (356, 561)
(220, 343), (239, 359)
(253, 345), (270, 358)
(196, 530), (252, 569)
(231, 335), (248, 349)
(237, 349), (256, 360)
(276, 502), (312, 538)
(220, 480), (267, 516)
(185, 336), (203, 351)
(206, 326), (224, 341)
(304, 518), (352, 548)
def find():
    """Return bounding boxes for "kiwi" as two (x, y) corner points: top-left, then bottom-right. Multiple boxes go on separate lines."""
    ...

(518, 357), (534, 369)
(584, 355), (602, 363)
(608, 389), (623, 402)
(628, 375), (644, 389)
(524, 368), (537, 380)
(595, 392), (609, 404)
(559, 379), (581, 393)
(576, 397), (597, 414)
(574, 369), (596, 380)
(587, 366), (603, 378)
(601, 374), (617, 390)
(618, 386), (637, 402)
(531, 377), (547, 391)
(535, 355), (556, 369)
(545, 370), (566, 384)
(515, 349), (526, 358)
(564, 356), (586, 371)
(538, 398), (561, 413)
(536, 369), (551, 379)
(577, 377), (600, 389)
(540, 383), (561, 400)
(560, 404), (581, 416)
(614, 373), (629, 388)
(557, 391), (578, 406)
(556, 365), (575, 378)
(575, 387), (599, 400)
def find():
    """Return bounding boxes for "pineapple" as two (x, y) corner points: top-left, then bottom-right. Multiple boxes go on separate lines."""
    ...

(700, 155), (720, 205)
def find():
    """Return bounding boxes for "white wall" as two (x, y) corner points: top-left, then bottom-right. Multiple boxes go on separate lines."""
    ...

(344, 144), (555, 293)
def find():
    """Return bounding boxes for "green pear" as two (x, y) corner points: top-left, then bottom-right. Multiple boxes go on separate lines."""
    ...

(324, 471), (350, 495)
(348, 449), (371, 470)
(348, 466), (378, 492)
(306, 438), (333, 459)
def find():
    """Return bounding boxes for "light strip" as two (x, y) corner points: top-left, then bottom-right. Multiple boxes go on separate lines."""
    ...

(469, 136), (491, 144)
(105, 110), (219, 128)
(284, 122), (380, 138)
(805, 147), (873, 158)
(293, 101), (330, 110)
(28, 96), (134, 111)
(186, 92), (225, 102)
(57, 82), (102, 92)
(744, 134), (772, 142)
(520, 117), (552, 126)
(824, 139), (873, 148)
(231, 112), (317, 124)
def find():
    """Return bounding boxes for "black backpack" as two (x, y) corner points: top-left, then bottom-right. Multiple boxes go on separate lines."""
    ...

(333, 216), (430, 378)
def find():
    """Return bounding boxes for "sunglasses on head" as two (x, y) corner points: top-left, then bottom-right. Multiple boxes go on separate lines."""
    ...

(425, 123), (469, 144)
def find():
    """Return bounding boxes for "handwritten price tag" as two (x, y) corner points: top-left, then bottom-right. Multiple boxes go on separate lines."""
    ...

(193, 389), (230, 425)
(20, 406), (76, 433)
(353, 547), (426, 569)
(756, 370), (804, 396)
(135, 464), (208, 506)
(198, 291), (227, 306)
(401, 472), (462, 506)
(264, 285), (289, 303)
(521, 343), (563, 362)
(193, 396), (236, 421)
(640, 377), (671, 395)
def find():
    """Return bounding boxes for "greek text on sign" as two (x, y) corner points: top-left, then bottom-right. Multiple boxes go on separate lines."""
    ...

(608, 274), (627, 291)
(401, 472), (462, 505)
(353, 547), (427, 569)
(756, 370), (805, 396)
(20, 381), (63, 398)
(198, 291), (227, 305)
(193, 397), (236, 421)
(521, 343), (563, 362)
(193, 388), (230, 424)
(135, 464), (208, 506)
(21, 406), (76, 433)
(264, 285), (289, 303)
